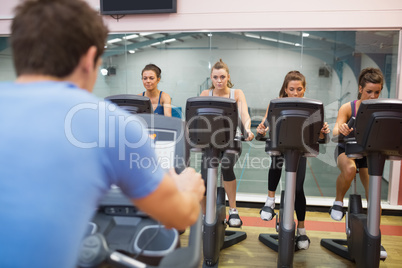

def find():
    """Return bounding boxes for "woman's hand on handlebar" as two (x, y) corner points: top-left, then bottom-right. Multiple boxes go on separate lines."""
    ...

(245, 130), (254, 141)
(319, 122), (330, 139)
(256, 122), (268, 136)
(255, 122), (268, 141)
(338, 122), (353, 137)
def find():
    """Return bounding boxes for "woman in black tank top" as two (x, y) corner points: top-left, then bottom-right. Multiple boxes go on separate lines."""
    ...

(256, 71), (330, 250)
(330, 68), (384, 222)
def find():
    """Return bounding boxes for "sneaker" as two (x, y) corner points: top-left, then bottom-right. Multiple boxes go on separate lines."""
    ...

(296, 228), (310, 250)
(330, 201), (344, 221)
(260, 197), (275, 221)
(380, 244), (387, 260)
(228, 208), (242, 227)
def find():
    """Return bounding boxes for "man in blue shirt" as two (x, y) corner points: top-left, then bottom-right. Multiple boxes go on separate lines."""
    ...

(0, 1), (205, 267)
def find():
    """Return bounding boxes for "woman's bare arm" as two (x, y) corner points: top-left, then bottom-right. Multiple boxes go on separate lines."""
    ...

(333, 103), (353, 137)
(161, 92), (172, 117)
(236, 89), (254, 141)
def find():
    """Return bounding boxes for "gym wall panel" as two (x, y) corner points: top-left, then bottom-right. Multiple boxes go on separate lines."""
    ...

(1, 0), (402, 34)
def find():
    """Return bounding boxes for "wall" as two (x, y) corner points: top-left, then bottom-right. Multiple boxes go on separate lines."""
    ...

(98, 0), (402, 32)
(1, 0), (402, 34)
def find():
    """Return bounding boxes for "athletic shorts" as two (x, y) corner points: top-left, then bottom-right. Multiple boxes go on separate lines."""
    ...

(334, 145), (368, 169)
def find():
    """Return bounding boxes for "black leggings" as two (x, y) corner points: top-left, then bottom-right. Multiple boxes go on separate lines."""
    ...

(268, 155), (307, 222)
(200, 149), (241, 195)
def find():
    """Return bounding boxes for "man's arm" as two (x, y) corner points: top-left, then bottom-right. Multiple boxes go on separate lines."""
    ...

(132, 168), (204, 230)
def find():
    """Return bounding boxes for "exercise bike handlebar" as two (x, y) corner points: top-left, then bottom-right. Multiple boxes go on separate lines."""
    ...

(255, 118), (268, 141)
(255, 133), (267, 141)
(78, 213), (203, 268)
(254, 123), (329, 144)
(236, 116), (249, 141)
(331, 117), (355, 143)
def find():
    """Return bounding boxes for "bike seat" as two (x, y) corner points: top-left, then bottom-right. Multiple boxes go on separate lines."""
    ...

(345, 138), (364, 159)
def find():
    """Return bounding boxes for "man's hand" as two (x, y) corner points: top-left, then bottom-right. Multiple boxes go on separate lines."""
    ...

(169, 168), (205, 202)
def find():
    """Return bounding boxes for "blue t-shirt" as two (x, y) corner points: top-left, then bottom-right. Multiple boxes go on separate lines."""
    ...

(0, 81), (165, 268)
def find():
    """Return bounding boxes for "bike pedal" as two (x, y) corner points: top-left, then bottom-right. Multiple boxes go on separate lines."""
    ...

(275, 214), (279, 232)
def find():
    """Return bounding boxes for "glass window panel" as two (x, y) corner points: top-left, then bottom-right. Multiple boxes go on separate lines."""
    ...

(0, 30), (399, 202)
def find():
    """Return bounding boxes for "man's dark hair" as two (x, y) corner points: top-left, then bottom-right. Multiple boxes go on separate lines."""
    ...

(11, 0), (109, 77)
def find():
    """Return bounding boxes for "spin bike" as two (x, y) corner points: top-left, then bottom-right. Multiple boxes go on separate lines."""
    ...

(320, 99), (402, 268)
(257, 98), (326, 267)
(78, 98), (202, 268)
(186, 96), (248, 268)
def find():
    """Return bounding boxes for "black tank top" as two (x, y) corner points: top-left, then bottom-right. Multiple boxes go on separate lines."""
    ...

(339, 100), (357, 148)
